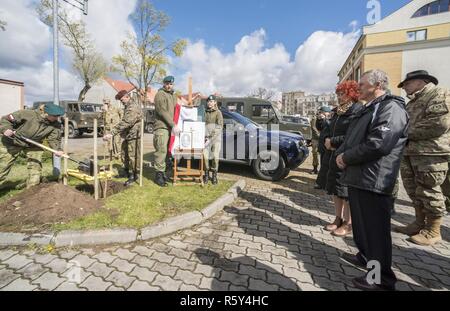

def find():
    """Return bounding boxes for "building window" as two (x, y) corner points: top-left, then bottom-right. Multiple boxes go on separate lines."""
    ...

(355, 66), (361, 82)
(412, 0), (449, 18)
(407, 29), (427, 42)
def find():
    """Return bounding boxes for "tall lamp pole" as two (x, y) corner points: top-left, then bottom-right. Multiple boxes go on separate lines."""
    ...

(52, 0), (88, 178)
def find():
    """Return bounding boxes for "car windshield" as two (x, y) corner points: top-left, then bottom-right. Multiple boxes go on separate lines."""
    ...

(79, 104), (97, 113)
(224, 110), (261, 129)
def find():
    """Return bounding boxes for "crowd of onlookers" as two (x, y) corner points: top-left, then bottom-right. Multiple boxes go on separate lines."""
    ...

(308, 69), (450, 291)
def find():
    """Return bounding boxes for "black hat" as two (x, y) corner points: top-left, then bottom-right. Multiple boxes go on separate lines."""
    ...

(398, 70), (438, 88)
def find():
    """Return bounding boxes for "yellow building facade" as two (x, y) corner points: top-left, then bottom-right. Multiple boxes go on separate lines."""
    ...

(339, 0), (450, 95)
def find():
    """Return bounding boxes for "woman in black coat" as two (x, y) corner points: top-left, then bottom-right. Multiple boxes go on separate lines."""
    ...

(323, 81), (362, 237)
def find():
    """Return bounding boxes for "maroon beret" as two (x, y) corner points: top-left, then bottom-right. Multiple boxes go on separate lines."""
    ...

(115, 90), (129, 101)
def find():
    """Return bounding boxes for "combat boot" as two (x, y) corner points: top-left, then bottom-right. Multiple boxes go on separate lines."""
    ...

(410, 215), (443, 246)
(154, 172), (168, 187)
(203, 172), (209, 185)
(124, 173), (137, 187)
(311, 166), (318, 175)
(394, 207), (425, 236)
(211, 171), (218, 185)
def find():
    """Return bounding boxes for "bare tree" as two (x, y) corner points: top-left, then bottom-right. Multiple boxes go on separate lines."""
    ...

(112, 0), (186, 105)
(37, 0), (108, 101)
(0, 20), (6, 31)
(248, 87), (276, 101)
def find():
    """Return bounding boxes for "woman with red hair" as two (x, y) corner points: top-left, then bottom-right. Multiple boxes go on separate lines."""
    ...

(322, 80), (362, 237)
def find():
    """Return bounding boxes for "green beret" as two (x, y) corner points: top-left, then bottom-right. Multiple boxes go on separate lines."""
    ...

(44, 103), (65, 116)
(319, 106), (332, 113)
(207, 95), (216, 101)
(163, 76), (175, 83)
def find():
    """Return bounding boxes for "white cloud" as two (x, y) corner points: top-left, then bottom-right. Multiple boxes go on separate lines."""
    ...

(175, 28), (359, 97)
(0, 62), (82, 104)
(0, 0), (137, 105)
(0, 0), (51, 69)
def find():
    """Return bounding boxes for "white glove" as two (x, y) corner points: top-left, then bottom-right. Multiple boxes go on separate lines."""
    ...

(172, 125), (181, 136)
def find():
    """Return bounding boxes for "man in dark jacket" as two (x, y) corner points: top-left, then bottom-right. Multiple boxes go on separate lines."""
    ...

(336, 69), (409, 291)
(315, 106), (332, 189)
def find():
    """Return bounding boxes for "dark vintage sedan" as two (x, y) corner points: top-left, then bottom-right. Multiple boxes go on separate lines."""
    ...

(220, 109), (309, 181)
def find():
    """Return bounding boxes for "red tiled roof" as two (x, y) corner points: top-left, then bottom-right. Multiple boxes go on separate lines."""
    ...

(104, 77), (135, 93)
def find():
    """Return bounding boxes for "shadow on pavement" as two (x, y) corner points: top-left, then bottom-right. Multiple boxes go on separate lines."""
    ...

(194, 248), (300, 291)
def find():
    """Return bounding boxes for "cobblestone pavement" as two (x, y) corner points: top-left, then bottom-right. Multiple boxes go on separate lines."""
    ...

(0, 158), (449, 291)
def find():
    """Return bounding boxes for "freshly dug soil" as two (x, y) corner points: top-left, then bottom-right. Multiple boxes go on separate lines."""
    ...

(0, 183), (104, 233)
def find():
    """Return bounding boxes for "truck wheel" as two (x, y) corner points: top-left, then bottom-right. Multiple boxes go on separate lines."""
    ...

(252, 150), (286, 181)
(68, 124), (79, 139)
(145, 123), (153, 133)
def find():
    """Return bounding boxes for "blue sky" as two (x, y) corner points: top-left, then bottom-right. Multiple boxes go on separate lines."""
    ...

(0, 0), (414, 103)
(152, 0), (411, 55)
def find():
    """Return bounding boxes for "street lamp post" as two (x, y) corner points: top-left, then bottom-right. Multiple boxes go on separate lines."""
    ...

(52, 0), (88, 177)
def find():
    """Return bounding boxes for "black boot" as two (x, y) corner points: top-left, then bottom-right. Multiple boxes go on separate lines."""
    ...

(311, 166), (318, 175)
(211, 171), (218, 185)
(203, 171), (209, 185)
(124, 173), (137, 187)
(154, 172), (168, 187)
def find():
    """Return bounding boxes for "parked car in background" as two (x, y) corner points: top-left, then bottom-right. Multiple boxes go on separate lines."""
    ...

(220, 109), (309, 181)
(33, 100), (104, 138)
(200, 97), (312, 140)
(282, 115), (310, 126)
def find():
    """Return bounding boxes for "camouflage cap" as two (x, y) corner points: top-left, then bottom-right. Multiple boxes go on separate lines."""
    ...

(44, 103), (65, 116)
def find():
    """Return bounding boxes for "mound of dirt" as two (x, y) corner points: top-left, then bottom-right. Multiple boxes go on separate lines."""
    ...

(0, 183), (104, 233)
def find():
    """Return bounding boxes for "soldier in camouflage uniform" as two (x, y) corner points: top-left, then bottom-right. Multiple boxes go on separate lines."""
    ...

(153, 76), (180, 187)
(0, 104), (65, 189)
(102, 98), (122, 160)
(395, 71), (450, 246)
(103, 90), (143, 186)
(203, 95), (223, 185)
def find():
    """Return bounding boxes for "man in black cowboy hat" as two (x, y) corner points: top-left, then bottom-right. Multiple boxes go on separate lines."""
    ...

(396, 70), (450, 246)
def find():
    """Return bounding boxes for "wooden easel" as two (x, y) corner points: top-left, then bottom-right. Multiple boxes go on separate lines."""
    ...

(172, 77), (205, 186)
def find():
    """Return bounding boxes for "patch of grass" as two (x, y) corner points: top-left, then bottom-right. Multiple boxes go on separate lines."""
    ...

(2, 151), (235, 232)
(55, 178), (233, 231)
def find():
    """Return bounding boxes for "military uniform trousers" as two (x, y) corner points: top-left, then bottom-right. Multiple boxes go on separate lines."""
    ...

(0, 141), (43, 189)
(203, 139), (222, 172)
(121, 138), (140, 175)
(106, 131), (122, 159)
(401, 155), (449, 217)
(311, 139), (319, 167)
(153, 129), (170, 173)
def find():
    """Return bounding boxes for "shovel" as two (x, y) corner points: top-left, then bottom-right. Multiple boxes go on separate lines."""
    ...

(12, 133), (92, 171)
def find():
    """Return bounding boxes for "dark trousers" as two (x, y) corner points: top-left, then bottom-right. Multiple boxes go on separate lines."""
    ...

(348, 187), (397, 289)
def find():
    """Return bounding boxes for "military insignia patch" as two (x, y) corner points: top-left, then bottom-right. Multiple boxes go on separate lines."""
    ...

(428, 103), (449, 114)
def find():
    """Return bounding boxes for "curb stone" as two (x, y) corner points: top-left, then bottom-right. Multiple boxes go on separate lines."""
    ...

(0, 179), (246, 248)
(0, 232), (55, 246)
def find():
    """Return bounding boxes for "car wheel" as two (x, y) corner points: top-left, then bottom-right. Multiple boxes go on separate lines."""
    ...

(252, 150), (286, 181)
(280, 168), (291, 179)
(68, 124), (79, 139)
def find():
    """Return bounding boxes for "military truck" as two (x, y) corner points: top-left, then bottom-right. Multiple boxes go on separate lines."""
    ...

(33, 100), (104, 138)
(200, 97), (311, 140)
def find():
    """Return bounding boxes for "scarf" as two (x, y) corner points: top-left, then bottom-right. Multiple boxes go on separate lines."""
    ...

(336, 102), (354, 116)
